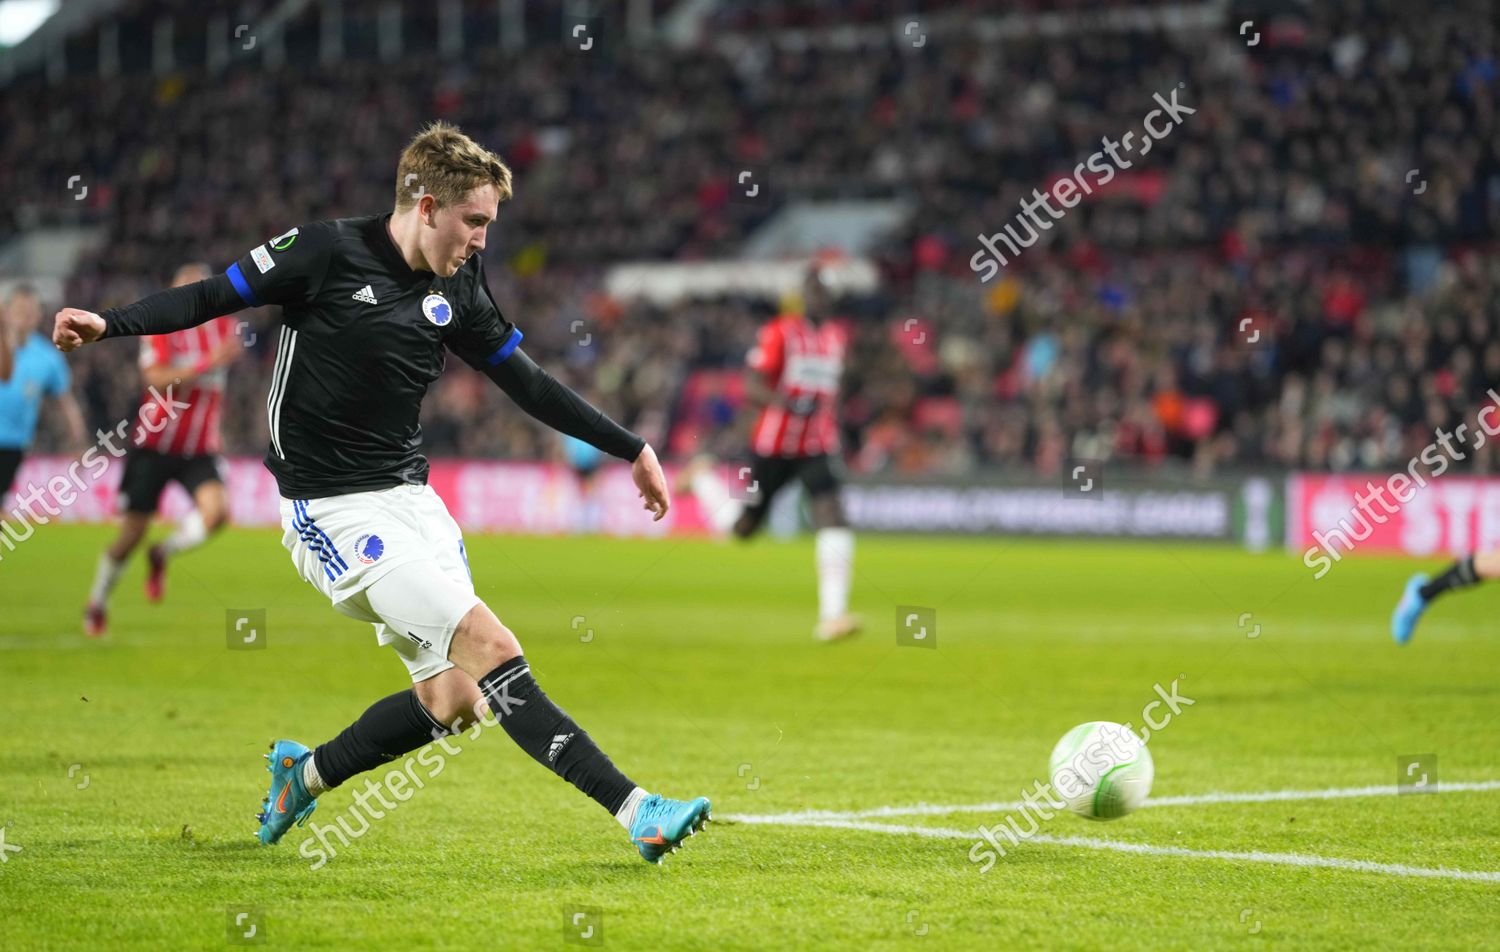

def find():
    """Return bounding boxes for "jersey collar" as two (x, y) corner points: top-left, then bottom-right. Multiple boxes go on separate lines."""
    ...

(371, 213), (429, 285)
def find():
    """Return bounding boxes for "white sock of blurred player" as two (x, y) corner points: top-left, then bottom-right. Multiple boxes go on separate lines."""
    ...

(681, 455), (859, 640)
(87, 553), (125, 605)
(815, 527), (854, 622)
(689, 468), (742, 535)
(159, 509), (208, 556)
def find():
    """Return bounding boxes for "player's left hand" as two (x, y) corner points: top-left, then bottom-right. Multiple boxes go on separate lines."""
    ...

(632, 443), (670, 521)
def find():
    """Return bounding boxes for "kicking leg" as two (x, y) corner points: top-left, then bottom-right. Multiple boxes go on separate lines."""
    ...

(447, 601), (711, 863)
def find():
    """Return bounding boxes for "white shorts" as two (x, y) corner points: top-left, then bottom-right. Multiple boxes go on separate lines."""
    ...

(279, 484), (481, 683)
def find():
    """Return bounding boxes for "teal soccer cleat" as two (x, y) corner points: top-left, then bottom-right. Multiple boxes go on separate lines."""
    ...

(256, 739), (318, 845)
(1391, 573), (1430, 646)
(629, 794), (711, 864)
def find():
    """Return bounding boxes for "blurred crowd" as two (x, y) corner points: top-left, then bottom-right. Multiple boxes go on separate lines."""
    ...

(4, 0), (1498, 476)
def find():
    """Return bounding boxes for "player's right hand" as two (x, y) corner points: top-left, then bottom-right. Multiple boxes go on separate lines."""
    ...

(53, 308), (106, 352)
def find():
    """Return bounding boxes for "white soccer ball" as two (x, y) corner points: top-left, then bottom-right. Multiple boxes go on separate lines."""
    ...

(1048, 721), (1154, 820)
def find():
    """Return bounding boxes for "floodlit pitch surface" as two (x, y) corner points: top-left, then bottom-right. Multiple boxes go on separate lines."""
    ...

(1, 526), (1497, 948)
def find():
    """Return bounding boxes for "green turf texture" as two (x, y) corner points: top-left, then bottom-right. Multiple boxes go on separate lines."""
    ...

(1, 525), (1497, 949)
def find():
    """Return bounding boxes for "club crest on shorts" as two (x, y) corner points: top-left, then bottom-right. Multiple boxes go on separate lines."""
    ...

(354, 534), (385, 564)
(422, 293), (452, 327)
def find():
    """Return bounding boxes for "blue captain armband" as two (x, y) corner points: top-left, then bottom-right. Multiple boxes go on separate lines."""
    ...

(226, 262), (263, 308)
(485, 328), (524, 365)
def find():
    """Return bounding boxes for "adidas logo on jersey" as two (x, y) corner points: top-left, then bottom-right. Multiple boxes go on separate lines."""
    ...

(547, 732), (576, 762)
(352, 285), (378, 304)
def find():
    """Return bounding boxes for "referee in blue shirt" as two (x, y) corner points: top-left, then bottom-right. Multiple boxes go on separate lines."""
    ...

(1, 285), (84, 496)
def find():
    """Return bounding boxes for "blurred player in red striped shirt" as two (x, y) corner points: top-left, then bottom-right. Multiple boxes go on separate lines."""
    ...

(85, 263), (245, 635)
(679, 265), (860, 641)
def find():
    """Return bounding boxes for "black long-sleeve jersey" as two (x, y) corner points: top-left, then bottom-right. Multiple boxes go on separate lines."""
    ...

(100, 214), (644, 498)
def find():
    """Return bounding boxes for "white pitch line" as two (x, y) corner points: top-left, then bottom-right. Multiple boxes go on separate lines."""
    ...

(725, 780), (1500, 825)
(755, 819), (1500, 884)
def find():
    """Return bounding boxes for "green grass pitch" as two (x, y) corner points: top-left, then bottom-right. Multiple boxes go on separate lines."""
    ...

(1, 525), (1498, 949)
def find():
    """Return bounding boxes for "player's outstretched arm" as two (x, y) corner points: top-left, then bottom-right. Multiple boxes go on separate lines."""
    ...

(52, 274), (245, 351)
(485, 347), (669, 520)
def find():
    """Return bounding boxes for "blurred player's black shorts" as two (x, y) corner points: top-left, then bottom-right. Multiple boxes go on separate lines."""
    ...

(742, 453), (841, 514)
(0, 448), (22, 496)
(117, 449), (224, 515)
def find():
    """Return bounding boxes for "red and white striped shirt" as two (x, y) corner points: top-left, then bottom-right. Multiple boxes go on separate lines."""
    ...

(747, 314), (847, 458)
(135, 317), (235, 456)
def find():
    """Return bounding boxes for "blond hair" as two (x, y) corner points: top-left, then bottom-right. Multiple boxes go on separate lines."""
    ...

(394, 121), (513, 213)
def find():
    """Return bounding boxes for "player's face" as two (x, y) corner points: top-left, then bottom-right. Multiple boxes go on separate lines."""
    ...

(4, 292), (40, 334)
(426, 184), (499, 277)
(802, 272), (832, 321)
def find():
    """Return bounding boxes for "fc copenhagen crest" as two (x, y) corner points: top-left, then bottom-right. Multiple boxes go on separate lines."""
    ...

(422, 293), (453, 327)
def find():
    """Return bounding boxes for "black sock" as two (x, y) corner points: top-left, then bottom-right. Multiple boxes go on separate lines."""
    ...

(312, 690), (450, 790)
(1419, 555), (1480, 601)
(478, 655), (636, 815)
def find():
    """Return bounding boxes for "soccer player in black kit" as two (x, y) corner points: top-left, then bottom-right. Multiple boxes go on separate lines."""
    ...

(53, 122), (711, 864)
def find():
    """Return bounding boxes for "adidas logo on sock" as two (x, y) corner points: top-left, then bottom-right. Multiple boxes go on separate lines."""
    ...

(352, 284), (378, 304)
(547, 732), (576, 762)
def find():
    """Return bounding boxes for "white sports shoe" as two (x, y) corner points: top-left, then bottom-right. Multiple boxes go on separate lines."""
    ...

(814, 613), (862, 642)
